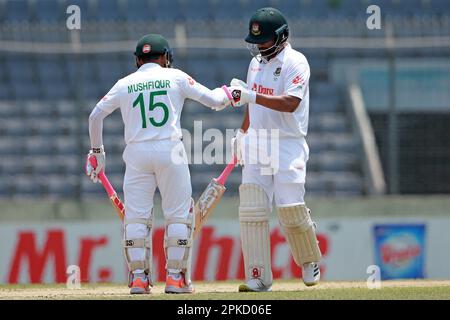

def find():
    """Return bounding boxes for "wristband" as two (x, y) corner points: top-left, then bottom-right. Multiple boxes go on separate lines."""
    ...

(221, 85), (233, 100)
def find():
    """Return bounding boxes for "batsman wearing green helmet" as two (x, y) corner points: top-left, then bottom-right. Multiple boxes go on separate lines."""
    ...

(229, 8), (322, 292)
(86, 34), (236, 295)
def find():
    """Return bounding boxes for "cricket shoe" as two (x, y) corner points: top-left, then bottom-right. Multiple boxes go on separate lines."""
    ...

(302, 262), (320, 287)
(238, 278), (272, 292)
(165, 272), (194, 294)
(129, 274), (151, 294)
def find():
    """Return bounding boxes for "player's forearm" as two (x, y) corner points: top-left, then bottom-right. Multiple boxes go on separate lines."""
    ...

(255, 94), (301, 113)
(88, 107), (108, 148)
(196, 87), (229, 109)
(240, 108), (250, 132)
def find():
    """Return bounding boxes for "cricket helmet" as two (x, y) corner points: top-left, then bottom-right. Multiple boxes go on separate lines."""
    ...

(245, 7), (289, 63)
(134, 34), (173, 66)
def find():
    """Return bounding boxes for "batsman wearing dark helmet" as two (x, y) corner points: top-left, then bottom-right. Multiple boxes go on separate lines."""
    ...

(86, 34), (235, 295)
(228, 8), (322, 292)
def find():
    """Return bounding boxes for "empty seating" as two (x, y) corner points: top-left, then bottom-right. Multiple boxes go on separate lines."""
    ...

(4, 0), (30, 23)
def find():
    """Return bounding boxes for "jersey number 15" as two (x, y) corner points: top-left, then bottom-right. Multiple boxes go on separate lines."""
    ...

(133, 90), (169, 128)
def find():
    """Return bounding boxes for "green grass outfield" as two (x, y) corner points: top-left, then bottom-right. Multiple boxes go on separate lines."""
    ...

(1, 280), (449, 300)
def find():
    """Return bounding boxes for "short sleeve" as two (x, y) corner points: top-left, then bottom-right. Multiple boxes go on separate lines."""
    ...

(96, 81), (121, 114)
(176, 70), (210, 101)
(284, 61), (310, 100)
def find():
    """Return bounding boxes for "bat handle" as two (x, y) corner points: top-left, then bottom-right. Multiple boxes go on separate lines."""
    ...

(88, 155), (115, 197)
(216, 156), (238, 186)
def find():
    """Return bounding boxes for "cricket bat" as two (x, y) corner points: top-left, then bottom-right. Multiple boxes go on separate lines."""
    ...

(193, 156), (238, 238)
(88, 155), (237, 239)
(88, 156), (125, 222)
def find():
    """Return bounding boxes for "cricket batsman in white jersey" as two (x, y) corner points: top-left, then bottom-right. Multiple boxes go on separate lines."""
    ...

(85, 34), (235, 294)
(228, 8), (322, 292)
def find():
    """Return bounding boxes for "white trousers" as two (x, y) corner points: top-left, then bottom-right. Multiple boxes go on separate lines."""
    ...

(242, 136), (309, 207)
(122, 139), (192, 274)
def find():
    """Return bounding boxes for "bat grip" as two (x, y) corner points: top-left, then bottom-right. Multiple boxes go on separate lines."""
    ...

(88, 155), (115, 197)
(216, 156), (237, 186)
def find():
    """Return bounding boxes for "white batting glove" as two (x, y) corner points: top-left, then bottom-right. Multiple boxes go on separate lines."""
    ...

(226, 79), (256, 107)
(209, 85), (234, 111)
(85, 146), (105, 183)
(228, 86), (256, 107)
(231, 129), (246, 166)
(230, 78), (248, 88)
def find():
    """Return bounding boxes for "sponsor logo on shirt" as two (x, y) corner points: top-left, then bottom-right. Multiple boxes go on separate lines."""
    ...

(292, 75), (305, 85)
(187, 77), (196, 86)
(252, 83), (274, 95)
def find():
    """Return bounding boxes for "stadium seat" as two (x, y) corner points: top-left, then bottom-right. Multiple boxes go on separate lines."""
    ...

(4, 0), (30, 23)
(96, 0), (124, 21)
(2, 118), (28, 137)
(14, 174), (44, 196)
(55, 136), (78, 155)
(0, 157), (24, 175)
(34, 0), (64, 23)
(151, 0), (183, 22)
(179, 0), (213, 21)
(316, 152), (360, 172)
(47, 174), (80, 197)
(6, 56), (34, 82)
(23, 101), (55, 118)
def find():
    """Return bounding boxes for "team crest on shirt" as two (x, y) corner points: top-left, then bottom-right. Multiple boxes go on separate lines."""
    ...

(251, 22), (261, 36)
(273, 67), (282, 81)
(274, 67), (282, 77)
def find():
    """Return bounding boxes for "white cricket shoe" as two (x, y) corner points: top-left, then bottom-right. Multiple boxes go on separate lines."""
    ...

(238, 278), (272, 292)
(302, 262), (320, 286)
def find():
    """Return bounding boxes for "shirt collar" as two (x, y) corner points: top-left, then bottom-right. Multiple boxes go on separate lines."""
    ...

(138, 62), (162, 71)
(272, 43), (291, 63)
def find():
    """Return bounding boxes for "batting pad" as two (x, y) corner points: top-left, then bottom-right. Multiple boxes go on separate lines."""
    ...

(239, 183), (273, 286)
(277, 204), (322, 265)
(164, 199), (195, 286)
(123, 215), (153, 286)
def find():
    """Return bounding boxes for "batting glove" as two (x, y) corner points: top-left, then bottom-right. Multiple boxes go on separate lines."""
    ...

(231, 129), (246, 166)
(86, 146), (105, 183)
(230, 78), (248, 88)
(226, 79), (256, 108)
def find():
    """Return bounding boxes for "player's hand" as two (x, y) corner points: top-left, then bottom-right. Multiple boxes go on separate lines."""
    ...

(231, 129), (246, 166)
(214, 85), (234, 111)
(85, 146), (105, 183)
(226, 79), (256, 107)
(230, 78), (248, 88)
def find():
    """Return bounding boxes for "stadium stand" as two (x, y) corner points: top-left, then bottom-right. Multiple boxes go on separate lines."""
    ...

(1, 0), (450, 199)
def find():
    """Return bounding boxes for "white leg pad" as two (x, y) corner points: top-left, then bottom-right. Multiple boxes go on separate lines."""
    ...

(277, 204), (321, 265)
(123, 214), (153, 286)
(164, 199), (195, 285)
(239, 183), (272, 286)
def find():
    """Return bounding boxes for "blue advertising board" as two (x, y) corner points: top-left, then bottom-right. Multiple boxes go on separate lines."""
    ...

(373, 224), (426, 280)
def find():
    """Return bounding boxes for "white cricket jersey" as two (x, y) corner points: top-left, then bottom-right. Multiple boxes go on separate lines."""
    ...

(95, 63), (215, 144)
(246, 43), (310, 138)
